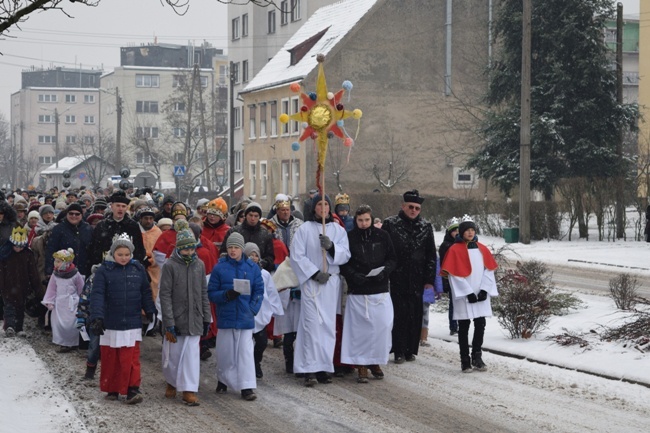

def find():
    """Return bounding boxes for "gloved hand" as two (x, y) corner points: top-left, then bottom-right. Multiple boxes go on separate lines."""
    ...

(423, 287), (436, 304)
(90, 318), (105, 336)
(312, 271), (330, 284)
(142, 256), (152, 268)
(477, 290), (488, 302)
(319, 234), (333, 251)
(467, 293), (478, 304)
(290, 288), (301, 300)
(146, 312), (156, 323)
(75, 317), (86, 329)
(45, 303), (54, 311)
(202, 322), (210, 337)
(225, 289), (241, 301)
(165, 326), (178, 343)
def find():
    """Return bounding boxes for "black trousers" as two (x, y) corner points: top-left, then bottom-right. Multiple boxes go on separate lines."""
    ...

(3, 301), (25, 332)
(253, 328), (268, 366)
(458, 317), (486, 358)
(390, 291), (423, 357)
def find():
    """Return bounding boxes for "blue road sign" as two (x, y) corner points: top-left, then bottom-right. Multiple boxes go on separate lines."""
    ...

(174, 165), (186, 177)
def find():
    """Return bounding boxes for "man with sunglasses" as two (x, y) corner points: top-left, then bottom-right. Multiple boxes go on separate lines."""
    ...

(45, 203), (93, 280)
(381, 190), (437, 364)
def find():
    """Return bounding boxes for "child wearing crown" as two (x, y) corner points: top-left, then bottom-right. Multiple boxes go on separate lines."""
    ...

(440, 215), (498, 373)
(0, 227), (41, 337)
(42, 247), (85, 351)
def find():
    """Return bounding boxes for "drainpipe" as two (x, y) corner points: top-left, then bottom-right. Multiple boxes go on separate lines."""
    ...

(445, 0), (452, 96)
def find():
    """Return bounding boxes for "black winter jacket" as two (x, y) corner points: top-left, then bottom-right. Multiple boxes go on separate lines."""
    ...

(0, 200), (18, 246)
(220, 221), (275, 273)
(382, 210), (437, 295)
(85, 213), (145, 275)
(45, 218), (93, 276)
(341, 226), (397, 295)
(438, 230), (456, 293)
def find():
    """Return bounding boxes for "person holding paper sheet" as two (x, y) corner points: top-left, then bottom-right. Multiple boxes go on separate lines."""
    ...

(208, 232), (264, 401)
(340, 205), (397, 383)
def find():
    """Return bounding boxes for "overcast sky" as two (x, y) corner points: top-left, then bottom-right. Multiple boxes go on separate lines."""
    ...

(0, 0), (228, 115)
(0, 0), (641, 118)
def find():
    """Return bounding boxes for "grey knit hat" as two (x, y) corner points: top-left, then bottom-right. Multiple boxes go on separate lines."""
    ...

(226, 232), (245, 250)
(39, 204), (55, 217)
(243, 242), (260, 259)
(110, 233), (134, 257)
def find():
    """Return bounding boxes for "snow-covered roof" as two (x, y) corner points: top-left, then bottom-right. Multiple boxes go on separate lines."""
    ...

(242, 0), (379, 94)
(41, 156), (93, 175)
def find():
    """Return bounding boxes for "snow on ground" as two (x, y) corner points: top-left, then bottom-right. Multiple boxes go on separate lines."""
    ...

(1, 227), (650, 430)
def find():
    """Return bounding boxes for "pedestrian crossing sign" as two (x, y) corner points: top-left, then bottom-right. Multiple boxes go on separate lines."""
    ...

(174, 165), (186, 177)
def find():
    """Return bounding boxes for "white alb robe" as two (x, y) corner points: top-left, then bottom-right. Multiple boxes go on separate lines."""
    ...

(254, 269), (284, 333)
(449, 248), (498, 320)
(290, 221), (350, 373)
(340, 292), (394, 365)
(215, 328), (256, 391)
(162, 335), (200, 392)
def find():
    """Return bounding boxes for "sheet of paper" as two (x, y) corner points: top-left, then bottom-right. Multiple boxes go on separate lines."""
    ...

(234, 278), (251, 295)
(366, 266), (385, 277)
(79, 326), (90, 342)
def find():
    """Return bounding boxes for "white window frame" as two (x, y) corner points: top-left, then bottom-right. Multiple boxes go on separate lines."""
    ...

(242, 60), (249, 83)
(260, 161), (268, 198)
(232, 17), (240, 40)
(291, 0), (301, 22)
(84, 115), (95, 124)
(65, 94), (76, 103)
(270, 101), (278, 137)
(249, 161), (257, 197)
(291, 160), (300, 196)
(136, 101), (159, 113)
(281, 161), (289, 194)
(234, 107), (242, 129)
(38, 94), (57, 103)
(84, 136), (95, 145)
(234, 151), (242, 173)
(39, 156), (54, 164)
(280, 0), (289, 26)
(173, 75), (186, 88)
(259, 103), (267, 138)
(242, 13), (249, 37)
(173, 128), (186, 138)
(38, 135), (56, 144)
(135, 74), (160, 88)
(281, 98), (290, 136)
(136, 152), (152, 164)
(200, 76), (209, 88)
(84, 94), (95, 103)
(38, 115), (54, 123)
(268, 10), (276, 34)
(137, 127), (159, 139)
(66, 136), (76, 144)
(173, 102), (186, 112)
(249, 105), (256, 139)
(65, 115), (76, 124)
(291, 96), (299, 135)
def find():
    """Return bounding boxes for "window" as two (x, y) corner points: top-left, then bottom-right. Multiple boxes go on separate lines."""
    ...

(84, 115), (95, 124)
(173, 102), (186, 112)
(232, 62), (240, 84)
(135, 74), (160, 88)
(136, 127), (159, 139)
(192, 127), (205, 138)
(453, 167), (478, 190)
(38, 94), (57, 102)
(175, 152), (185, 163)
(260, 161), (268, 197)
(219, 65), (227, 85)
(65, 94), (76, 103)
(232, 17), (240, 40)
(38, 115), (54, 123)
(291, 96), (299, 134)
(281, 161), (289, 194)
(242, 14), (249, 37)
(84, 94), (95, 103)
(84, 136), (95, 145)
(260, 103), (267, 137)
(280, 0), (288, 25)
(38, 135), (56, 144)
(173, 128), (186, 138)
(234, 151), (242, 172)
(65, 115), (76, 124)
(136, 101), (159, 113)
(136, 152), (152, 164)
(267, 101), (278, 137)
(39, 156), (54, 164)
(242, 60), (249, 83)
(66, 136), (76, 144)
(291, 0), (301, 22)
(281, 98), (289, 135)
(234, 107), (241, 129)
(200, 76), (209, 88)
(249, 105), (256, 139)
(291, 160), (300, 196)
(249, 161), (257, 197)
(604, 28), (617, 44)
(173, 75), (187, 88)
(268, 10), (276, 34)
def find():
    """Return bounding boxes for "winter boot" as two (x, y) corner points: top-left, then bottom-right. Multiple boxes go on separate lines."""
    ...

(285, 354), (294, 374)
(304, 373), (317, 387)
(316, 371), (332, 384)
(471, 352), (487, 372)
(125, 387), (143, 405)
(419, 328), (431, 347)
(273, 337), (283, 348)
(394, 353), (405, 364)
(17, 331), (27, 338)
(105, 392), (119, 401)
(215, 381), (228, 394)
(84, 365), (97, 380)
(182, 391), (200, 406)
(200, 346), (212, 361)
(357, 366), (369, 384)
(4, 327), (15, 338)
(255, 363), (263, 379)
(241, 389), (257, 401)
(369, 365), (384, 379)
(165, 383), (177, 399)
(461, 356), (473, 373)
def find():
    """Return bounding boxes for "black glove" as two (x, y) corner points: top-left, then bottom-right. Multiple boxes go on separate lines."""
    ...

(467, 293), (478, 304)
(312, 271), (330, 284)
(225, 289), (241, 301)
(142, 256), (152, 268)
(90, 318), (105, 336)
(319, 234), (333, 251)
(203, 322), (210, 337)
(477, 290), (488, 302)
(290, 288), (301, 300)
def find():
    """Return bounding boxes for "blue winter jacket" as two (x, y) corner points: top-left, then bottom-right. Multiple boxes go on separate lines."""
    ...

(208, 255), (264, 330)
(90, 259), (156, 331)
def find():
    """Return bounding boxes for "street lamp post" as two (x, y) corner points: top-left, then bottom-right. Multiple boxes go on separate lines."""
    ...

(41, 106), (71, 168)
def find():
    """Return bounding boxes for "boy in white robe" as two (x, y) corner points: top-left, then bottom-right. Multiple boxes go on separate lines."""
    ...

(290, 194), (351, 387)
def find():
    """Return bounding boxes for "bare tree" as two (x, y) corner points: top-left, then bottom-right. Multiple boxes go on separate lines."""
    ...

(365, 135), (410, 193)
(1, 1), (296, 38)
(0, 111), (12, 187)
(72, 128), (116, 188)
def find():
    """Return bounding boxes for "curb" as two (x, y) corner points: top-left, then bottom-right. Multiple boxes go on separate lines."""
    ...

(437, 338), (650, 389)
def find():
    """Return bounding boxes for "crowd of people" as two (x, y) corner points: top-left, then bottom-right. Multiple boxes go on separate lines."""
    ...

(0, 184), (499, 405)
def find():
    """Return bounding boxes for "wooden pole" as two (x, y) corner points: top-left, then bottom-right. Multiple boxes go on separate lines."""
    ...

(321, 167), (327, 271)
(519, 0), (531, 244)
(615, 3), (625, 239)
